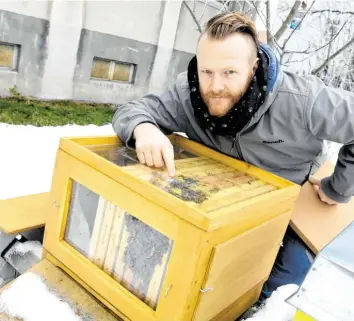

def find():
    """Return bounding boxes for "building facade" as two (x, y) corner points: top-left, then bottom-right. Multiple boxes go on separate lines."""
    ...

(0, 0), (222, 104)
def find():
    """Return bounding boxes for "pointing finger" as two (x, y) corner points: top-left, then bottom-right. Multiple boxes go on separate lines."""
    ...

(162, 146), (176, 177)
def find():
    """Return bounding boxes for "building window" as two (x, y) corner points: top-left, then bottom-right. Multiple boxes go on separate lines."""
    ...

(91, 57), (136, 83)
(0, 42), (20, 71)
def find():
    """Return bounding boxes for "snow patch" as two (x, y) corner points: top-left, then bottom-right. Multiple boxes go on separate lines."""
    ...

(0, 123), (114, 200)
(244, 284), (299, 321)
(10, 241), (43, 259)
(0, 272), (82, 321)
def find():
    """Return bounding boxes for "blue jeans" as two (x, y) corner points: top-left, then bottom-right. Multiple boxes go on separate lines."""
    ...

(259, 227), (314, 302)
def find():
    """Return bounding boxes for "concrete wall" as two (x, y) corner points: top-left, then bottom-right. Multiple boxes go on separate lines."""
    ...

(0, 9), (49, 97)
(40, 0), (84, 99)
(0, 1), (51, 20)
(0, 0), (224, 104)
(73, 29), (157, 104)
(83, 1), (165, 46)
(174, 1), (220, 54)
(165, 49), (194, 86)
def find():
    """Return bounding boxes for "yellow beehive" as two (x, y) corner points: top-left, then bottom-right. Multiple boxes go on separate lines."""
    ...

(43, 134), (300, 321)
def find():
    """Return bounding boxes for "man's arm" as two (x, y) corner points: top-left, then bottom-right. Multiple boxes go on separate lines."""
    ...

(112, 81), (188, 148)
(306, 77), (354, 203)
(112, 79), (189, 176)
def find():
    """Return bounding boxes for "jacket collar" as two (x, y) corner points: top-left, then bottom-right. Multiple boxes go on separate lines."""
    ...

(243, 43), (282, 131)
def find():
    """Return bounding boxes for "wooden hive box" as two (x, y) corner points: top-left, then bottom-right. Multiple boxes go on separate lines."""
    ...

(43, 134), (300, 321)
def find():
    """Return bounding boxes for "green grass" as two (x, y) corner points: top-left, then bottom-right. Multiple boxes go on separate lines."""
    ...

(0, 96), (115, 126)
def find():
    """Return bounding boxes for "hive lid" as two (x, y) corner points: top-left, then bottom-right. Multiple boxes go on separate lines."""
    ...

(60, 135), (298, 231)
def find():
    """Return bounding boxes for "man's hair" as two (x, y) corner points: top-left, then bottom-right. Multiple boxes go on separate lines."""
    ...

(202, 12), (260, 54)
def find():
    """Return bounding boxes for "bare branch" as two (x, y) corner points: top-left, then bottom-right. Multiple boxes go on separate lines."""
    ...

(284, 49), (320, 64)
(251, 1), (267, 25)
(245, 6), (253, 16)
(283, 43), (312, 55)
(183, 1), (202, 33)
(312, 9), (354, 15)
(281, 0), (316, 50)
(284, 17), (351, 55)
(312, 36), (354, 75)
(274, 1), (302, 41)
(266, 1), (271, 31)
(197, 0), (208, 22)
(218, 0), (229, 13)
(250, 1), (282, 54)
(227, 0), (242, 12)
(266, 1), (272, 47)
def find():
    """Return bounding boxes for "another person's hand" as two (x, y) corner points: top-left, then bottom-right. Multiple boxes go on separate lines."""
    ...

(133, 123), (176, 176)
(308, 176), (338, 205)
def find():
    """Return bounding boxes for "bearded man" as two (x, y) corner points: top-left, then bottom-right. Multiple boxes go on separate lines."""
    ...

(112, 12), (354, 301)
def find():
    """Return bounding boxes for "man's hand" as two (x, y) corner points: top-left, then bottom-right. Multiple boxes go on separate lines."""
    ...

(133, 123), (176, 176)
(308, 176), (338, 205)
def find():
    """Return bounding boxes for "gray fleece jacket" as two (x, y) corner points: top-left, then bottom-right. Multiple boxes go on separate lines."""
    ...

(112, 64), (354, 204)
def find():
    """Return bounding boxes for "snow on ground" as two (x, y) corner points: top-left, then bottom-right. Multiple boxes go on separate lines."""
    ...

(242, 285), (299, 321)
(0, 123), (342, 320)
(0, 123), (114, 200)
(0, 273), (81, 321)
(8, 240), (43, 259)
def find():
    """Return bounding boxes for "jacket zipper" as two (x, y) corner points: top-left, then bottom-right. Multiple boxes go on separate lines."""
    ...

(231, 119), (253, 160)
(301, 161), (314, 185)
(231, 133), (244, 161)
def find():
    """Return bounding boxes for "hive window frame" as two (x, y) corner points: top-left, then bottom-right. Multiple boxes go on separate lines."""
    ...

(63, 179), (175, 311)
(0, 42), (20, 72)
(90, 57), (136, 83)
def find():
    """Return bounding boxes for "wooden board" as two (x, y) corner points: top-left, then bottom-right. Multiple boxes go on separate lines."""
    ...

(193, 211), (290, 321)
(290, 161), (354, 254)
(0, 192), (48, 234)
(122, 157), (277, 212)
(0, 259), (119, 321)
(210, 281), (263, 321)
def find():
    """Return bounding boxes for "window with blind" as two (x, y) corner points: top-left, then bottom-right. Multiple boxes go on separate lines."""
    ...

(0, 42), (20, 71)
(90, 57), (136, 83)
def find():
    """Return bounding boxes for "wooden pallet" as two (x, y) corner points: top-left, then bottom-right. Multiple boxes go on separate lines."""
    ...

(291, 161), (354, 254)
(0, 193), (48, 234)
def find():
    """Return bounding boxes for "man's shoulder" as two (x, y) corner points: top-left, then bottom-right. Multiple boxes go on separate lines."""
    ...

(278, 68), (323, 97)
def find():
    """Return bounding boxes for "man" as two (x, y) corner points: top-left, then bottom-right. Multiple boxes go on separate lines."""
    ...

(112, 12), (354, 301)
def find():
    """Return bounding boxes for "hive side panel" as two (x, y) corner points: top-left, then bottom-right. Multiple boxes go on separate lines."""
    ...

(193, 211), (291, 321)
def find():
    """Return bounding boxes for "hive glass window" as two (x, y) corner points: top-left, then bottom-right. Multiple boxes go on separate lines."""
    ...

(83, 142), (277, 208)
(0, 43), (19, 70)
(64, 181), (173, 310)
(91, 57), (135, 83)
(85, 143), (196, 167)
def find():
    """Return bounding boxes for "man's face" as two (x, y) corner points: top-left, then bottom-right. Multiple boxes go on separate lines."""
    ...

(196, 33), (258, 117)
